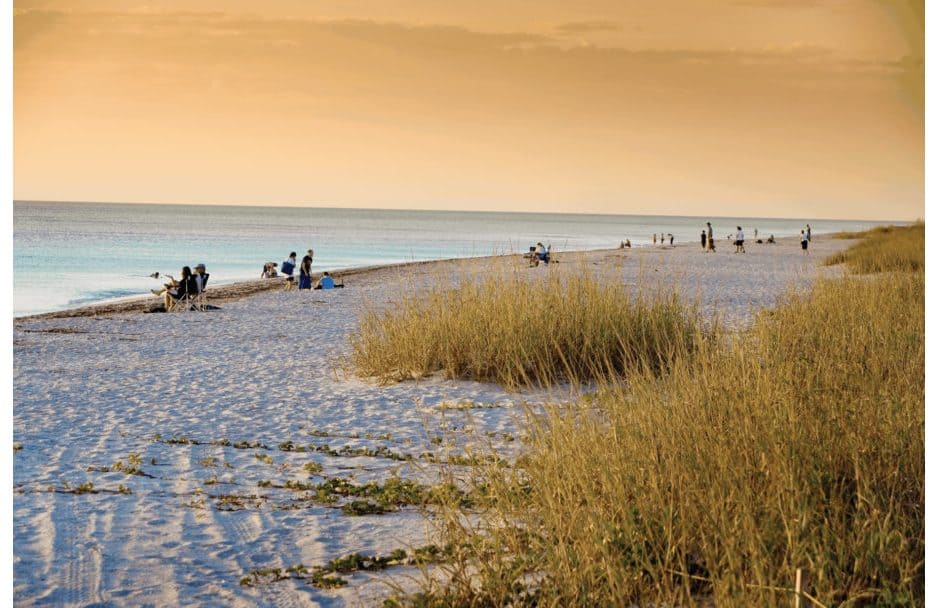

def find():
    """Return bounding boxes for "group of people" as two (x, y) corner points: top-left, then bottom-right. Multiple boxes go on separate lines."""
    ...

(698, 222), (809, 253)
(527, 242), (552, 266)
(277, 250), (341, 290)
(702, 223), (717, 252)
(153, 263), (210, 310)
(653, 233), (675, 246)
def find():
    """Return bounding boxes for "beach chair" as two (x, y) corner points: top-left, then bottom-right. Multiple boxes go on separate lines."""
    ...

(167, 287), (207, 312)
(167, 294), (196, 312)
(524, 246), (539, 267)
(193, 290), (208, 311)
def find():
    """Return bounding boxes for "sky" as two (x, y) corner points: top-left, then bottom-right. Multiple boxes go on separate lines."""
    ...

(12, 0), (924, 220)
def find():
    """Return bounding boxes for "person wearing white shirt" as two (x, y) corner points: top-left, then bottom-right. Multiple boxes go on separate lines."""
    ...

(193, 263), (209, 293)
(735, 226), (746, 253)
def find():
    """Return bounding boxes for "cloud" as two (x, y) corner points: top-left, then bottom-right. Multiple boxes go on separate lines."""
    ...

(732, 0), (824, 7)
(555, 20), (621, 35)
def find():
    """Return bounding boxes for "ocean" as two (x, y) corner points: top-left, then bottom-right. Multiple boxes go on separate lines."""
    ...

(13, 201), (882, 317)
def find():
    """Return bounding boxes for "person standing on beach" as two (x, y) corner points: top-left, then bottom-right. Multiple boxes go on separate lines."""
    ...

(653, 233), (657, 245)
(735, 226), (745, 253)
(298, 254), (313, 290)
(281, 252), (297, 289)
(806, 224), (812, 242)
(706, 222), (715, 252)
(701, 230), (707, 250)
(800, 230), (809, 254)
(668, 233), (674, 246)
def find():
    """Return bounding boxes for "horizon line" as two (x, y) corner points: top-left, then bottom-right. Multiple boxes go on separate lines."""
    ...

(12, 199), (916, 224)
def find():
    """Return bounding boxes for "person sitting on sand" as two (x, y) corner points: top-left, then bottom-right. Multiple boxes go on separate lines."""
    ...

(314, 271), (341, 290)
(261, 262), (279, 278)
(767, 234), (776, 244)
(298, 254), (313, 290)
(163, 265), (199, 310)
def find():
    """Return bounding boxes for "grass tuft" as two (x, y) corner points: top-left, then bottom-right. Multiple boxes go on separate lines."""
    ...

(350, 269), (701, 388)
(826, 222), (923, 273)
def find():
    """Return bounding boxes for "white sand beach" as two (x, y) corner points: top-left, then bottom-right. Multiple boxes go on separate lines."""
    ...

(13, 236), (852, 607)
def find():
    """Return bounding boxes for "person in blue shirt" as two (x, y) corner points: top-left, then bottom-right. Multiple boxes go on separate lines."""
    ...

(314, 271), (335, 290)
(534, 242), (551, 265)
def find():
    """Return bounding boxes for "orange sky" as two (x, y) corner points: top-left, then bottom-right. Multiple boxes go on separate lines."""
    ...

(13, 0), (924, 220)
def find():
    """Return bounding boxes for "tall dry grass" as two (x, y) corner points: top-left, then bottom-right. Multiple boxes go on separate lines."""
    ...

(826, 222), (924, 273)
(350, 269), (701, 388)
(400, 232), (924, 606)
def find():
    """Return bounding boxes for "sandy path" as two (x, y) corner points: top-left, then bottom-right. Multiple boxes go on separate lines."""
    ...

(13, 236), (851, 606)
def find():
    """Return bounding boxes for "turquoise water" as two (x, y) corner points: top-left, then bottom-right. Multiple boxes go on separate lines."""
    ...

(13, 201), (882, 317)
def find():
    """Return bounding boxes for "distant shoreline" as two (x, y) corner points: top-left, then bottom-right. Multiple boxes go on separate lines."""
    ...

(14, 236), (812, 322)
(11, 250), (561, 321)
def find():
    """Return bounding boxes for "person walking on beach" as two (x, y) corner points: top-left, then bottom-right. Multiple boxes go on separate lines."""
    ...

(701, 230), (707, 250)
(800, 230), (809, 254)
(706, 222), (715, 252)
(660, 233), (665, 246)
(735, 226), (745, 253)
(806, 224), (812, 242)
(281, 252), (297, 289)
(668, 233), (674, 246)
(754, 228), (758, 239)
(653, 233), (657, 245)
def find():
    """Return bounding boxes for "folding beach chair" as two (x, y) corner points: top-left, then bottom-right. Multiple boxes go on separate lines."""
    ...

(167, 293), (199, 312)
(193, 290), (208, 311)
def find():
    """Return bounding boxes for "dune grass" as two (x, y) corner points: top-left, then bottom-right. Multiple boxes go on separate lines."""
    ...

(417, 270), (923, 607)
(350, 269), (702, 388)
(387, 228), (924, 607)
(826, 222), (924, 273)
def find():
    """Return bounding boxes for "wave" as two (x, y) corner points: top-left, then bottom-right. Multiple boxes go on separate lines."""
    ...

(66, 288), (148, 307)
